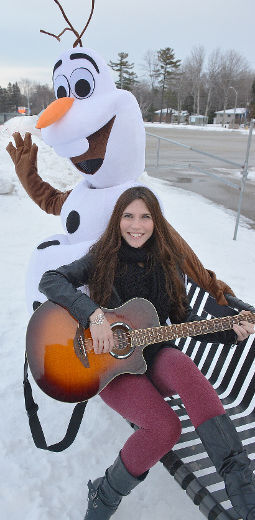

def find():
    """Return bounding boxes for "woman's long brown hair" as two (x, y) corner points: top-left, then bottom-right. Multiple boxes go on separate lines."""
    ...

(89, 186), (187, 322)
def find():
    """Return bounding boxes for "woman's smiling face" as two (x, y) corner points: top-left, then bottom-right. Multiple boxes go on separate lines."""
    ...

(120, 198), (154, 248)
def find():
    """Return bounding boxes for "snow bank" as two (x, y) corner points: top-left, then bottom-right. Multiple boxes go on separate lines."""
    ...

(0, 115), (41, 138)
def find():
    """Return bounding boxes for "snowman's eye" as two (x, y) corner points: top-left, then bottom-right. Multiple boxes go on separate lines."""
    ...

(54, 75), (70, 99)
(70, 68), (95, 99)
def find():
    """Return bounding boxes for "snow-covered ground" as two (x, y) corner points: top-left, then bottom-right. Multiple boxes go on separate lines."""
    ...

(0, 116), (255, 520)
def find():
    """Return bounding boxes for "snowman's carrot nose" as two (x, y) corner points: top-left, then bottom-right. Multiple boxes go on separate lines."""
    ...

(36, 97), (74, 129)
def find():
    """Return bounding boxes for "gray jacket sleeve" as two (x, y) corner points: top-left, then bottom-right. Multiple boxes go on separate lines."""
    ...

(39, 253), (99, 328)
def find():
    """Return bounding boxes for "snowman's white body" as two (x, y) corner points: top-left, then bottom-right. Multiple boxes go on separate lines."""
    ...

(26, 48), (146, 313)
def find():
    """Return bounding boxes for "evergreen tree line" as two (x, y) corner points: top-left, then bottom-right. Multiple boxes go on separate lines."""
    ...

(0, 83), (23, 113)
(0, 81), (54, 115)
(109, 47), (255, 123)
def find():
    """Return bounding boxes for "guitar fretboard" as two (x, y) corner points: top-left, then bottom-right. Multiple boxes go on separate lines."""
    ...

(130, 312), (255, 347)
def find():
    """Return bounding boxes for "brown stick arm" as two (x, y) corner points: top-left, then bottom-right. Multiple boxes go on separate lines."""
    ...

(165, 219), (235, 305)
(16, 168), (71, 215)
(6, 132), (71, 215)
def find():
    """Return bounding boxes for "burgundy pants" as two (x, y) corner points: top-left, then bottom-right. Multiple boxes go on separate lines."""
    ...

(100, 348), (224, 477)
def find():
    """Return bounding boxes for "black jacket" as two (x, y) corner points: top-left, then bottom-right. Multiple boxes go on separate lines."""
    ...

(39, 252), (238, 364)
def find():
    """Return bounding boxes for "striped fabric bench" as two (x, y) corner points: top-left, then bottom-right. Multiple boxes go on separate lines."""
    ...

(161, 280), (255, 520)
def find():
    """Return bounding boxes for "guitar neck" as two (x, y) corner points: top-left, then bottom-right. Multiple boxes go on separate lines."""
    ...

(131, 312), (255, 347)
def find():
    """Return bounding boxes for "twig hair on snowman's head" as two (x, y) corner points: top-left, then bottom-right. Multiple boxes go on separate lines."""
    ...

(40, 0), (95, 47)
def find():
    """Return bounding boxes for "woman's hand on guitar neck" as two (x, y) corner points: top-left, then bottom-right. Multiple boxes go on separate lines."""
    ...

(233, 311), (255, 342)
(89, 309), (115, 354)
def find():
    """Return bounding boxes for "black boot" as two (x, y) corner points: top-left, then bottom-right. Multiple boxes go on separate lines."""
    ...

(196, 414), (255, 520)
(84, 453), (148, 519)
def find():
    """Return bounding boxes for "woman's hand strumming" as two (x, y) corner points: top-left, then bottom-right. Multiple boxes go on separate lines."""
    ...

(233, 311), (255, 342)
(89, 309), (115, 354)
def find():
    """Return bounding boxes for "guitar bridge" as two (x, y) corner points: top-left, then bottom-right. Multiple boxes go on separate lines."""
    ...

(74, 324), (90, 368)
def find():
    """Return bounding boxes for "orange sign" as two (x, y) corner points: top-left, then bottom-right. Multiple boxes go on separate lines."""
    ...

(18, 107), (27, 114)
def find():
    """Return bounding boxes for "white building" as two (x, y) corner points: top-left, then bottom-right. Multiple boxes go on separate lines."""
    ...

(214, 108), (248, 126)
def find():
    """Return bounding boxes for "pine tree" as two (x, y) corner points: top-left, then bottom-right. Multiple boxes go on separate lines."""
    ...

(122, 70), (138, 91)
(5, 82), (22, 112)
(109, 52), (136, 90)
(146, 103), (156, 122)
(7, 83), (15, 111)
(0, 86), (10, 112)
(155, 47), (181, 122)
(0, 87), (4, 112)
(12, 82), (22, 111)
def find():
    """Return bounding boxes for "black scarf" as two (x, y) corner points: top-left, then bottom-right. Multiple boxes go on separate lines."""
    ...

(115, 239), (172, 324)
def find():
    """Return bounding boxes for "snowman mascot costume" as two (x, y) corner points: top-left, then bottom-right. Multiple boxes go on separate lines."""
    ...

(8, 45), (148, 314)
(6, 2), (234, 313)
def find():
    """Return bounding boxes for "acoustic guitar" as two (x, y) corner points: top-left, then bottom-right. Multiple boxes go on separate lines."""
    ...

(26, 298), (255, 403)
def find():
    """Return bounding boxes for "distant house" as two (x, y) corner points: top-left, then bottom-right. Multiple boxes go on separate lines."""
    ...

(154, 108), (189, 124)
(213, 108), (248, 125)
(189, 114), (208, 126)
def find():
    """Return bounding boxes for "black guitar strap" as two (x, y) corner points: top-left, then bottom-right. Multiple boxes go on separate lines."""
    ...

(23, 289), (123, 451)
(23, 355), (87, 452)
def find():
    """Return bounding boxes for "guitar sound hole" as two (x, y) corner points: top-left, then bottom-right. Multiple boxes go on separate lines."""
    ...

(110, 323), (134, 359)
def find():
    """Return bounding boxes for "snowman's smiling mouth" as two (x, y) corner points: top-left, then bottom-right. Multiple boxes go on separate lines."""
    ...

(70, 116), (116, 174)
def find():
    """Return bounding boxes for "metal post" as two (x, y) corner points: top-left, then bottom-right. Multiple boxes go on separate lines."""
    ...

(233, 119), (254, 240)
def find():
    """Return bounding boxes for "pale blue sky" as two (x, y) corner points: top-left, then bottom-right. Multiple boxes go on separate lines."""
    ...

(1, 0), (254, 86)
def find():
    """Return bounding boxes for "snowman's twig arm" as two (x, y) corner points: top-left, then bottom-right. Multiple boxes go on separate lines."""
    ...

(6, 132), (71, 215)
(164, 219), (235, 305)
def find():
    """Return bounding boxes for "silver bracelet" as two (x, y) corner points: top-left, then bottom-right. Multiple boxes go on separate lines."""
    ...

(89, 312), (105, 325)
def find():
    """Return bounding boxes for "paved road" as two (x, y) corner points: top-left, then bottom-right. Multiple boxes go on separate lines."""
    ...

(145, 126), (255, 230)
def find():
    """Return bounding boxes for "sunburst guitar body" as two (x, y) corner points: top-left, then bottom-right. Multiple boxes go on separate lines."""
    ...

(26, 298), (160, 403)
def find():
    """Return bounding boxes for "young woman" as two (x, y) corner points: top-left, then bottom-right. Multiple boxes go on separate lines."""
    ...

(39, 186), (255, 520)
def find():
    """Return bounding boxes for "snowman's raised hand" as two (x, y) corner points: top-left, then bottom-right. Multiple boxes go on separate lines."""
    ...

(6, 132), (70, 214)
(6, 132), (38, 181)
